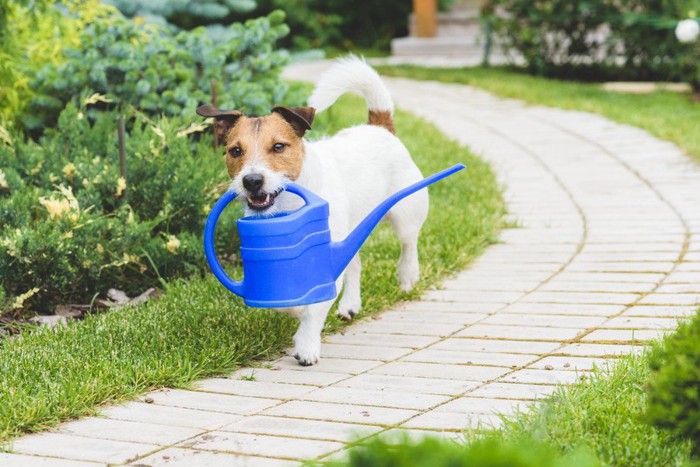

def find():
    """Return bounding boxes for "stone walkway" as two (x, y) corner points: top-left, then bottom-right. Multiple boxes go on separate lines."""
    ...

(4, 63), (700, 466)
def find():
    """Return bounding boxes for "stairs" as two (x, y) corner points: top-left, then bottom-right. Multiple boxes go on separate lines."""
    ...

(390, 0), (510, 65)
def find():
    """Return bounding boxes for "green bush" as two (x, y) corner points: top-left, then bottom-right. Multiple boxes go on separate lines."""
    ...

(647, 309), (700, 456)
(333, 435), (599, 467)
(233, 0), (415, 51)
(0, 98), (238, 314)
(103, 0), (257, 29)
(484, 0), (700, 88)
(27, 10), (300, 129)
(0, 0), (114, 127)
(108, 0), (428, 51)
(1, 4), (305, 319)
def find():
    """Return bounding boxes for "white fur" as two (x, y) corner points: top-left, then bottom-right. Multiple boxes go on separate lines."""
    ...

(244, 57), (428, 365)
(308, 55), (394, 113)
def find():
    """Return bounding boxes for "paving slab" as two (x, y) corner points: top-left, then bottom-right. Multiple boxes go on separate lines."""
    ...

(132, 447), (301, 466)
(56, 418), (201, 446)
(177, 431), (344, 461)
(10, 433), (158, 464)
(262, 400), (417, 426)
(220, 415), (380, 442)
(0, 453), (104, 467)
(143, 389), (280, 415)
(429, 338), (560, 355)
(468, 382), (558, 400)
(11, 61), (700, 465)
(333, 373), (481, 396)
(101, 402), (243, 430)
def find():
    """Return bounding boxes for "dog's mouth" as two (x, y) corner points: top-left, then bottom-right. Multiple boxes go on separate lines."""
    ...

(246, 190), (281, 211)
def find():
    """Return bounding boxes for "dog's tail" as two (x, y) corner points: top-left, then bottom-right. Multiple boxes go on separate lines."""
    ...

(308, 55), (395, 134)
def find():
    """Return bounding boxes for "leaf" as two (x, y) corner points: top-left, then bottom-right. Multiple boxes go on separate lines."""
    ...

(150, 125), (166, 141)
(0, 126), (13, 146)
(84, 93), (113, 106)
(176, 122), (210, 138)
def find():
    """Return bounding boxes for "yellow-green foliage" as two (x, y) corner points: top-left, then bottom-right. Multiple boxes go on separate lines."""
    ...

(0, 0), (114, 127)
(335, 436), (599, 467)
(647, 309), (700, 456)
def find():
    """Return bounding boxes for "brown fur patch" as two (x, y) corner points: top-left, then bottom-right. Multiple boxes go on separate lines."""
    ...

(223, 113), (305, 181)
(368, 110), (395, 134)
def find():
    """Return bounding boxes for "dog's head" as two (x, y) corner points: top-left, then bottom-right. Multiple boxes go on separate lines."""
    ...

(197, 105), (315, 214)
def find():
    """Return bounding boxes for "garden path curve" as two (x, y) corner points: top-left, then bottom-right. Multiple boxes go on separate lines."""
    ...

(4, 61), (700, 466)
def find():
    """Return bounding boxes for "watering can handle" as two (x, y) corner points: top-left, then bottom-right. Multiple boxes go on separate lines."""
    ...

(203, 189), (245, 296)
(203, 183), (320, 297)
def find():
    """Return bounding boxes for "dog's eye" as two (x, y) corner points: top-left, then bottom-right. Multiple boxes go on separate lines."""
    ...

(228, 146), (242, 158)
(272, 143), (286, 153)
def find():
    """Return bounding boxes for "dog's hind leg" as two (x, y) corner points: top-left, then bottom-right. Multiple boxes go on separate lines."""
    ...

(337, 254), (362, 321)
(389, 195), (428, 292)
(293, 300), (333, 366)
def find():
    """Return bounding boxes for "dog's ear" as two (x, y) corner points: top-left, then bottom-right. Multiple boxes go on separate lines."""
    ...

(272, 106), (315, 137)
(196, 105), (243, 144)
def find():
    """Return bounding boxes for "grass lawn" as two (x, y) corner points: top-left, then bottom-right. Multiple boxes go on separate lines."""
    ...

(0, 93), (504, 443)
(334, 346), (694, 466)
(490, 350), (693, 466)
(375, 65), (700, 162)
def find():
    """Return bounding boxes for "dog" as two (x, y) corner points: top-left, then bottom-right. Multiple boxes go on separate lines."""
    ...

(197, 56), (428, 366)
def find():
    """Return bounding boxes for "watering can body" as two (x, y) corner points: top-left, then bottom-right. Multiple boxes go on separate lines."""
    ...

(203, 164), (466, 308)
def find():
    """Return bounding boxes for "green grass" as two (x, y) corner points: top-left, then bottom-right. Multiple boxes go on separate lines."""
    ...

(334, 349), (693, 467)
(491, 352), (693, 466)
(0, 94), (504, 443)
(331, 435), (600, 467)
(376, 66), (700, 162)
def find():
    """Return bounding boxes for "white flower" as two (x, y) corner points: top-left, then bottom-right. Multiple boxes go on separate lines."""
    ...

(12, 287), (40, 310)
(62, 162), (76, 179)
(115, 177), (127, 198)
(1, 228), (21, 258)
(166, 235), (180, 254)
(39, 185), (80, 220)
(176, 122), (209, 138)
(0, 169), (8, 190)
(84, 93), (113, 106)
(676, 19), (700, 43)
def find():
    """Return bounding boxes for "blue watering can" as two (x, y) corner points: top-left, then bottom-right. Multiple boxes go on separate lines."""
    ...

(204, 164), (466, 308)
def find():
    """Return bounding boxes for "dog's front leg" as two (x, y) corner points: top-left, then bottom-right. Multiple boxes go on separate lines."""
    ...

(337, 254), (362, 321)
(293, 300), (333, 366)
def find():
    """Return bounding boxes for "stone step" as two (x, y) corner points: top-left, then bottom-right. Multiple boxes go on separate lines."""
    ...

(391, 35), (485, 57)
(409, 11), (481, 38)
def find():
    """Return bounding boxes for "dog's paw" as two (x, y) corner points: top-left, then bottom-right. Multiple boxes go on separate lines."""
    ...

(337, 296), (361, 322)
(336, 308), (357, 322)
(399, 274), (419, 292)
(398, 259), (420, 292)
(293, 335), (321, 366)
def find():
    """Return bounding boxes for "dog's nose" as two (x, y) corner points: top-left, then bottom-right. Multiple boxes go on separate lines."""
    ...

(242, 173), (264, 192)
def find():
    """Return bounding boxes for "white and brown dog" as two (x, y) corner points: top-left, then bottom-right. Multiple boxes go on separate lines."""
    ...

(197, 57), (428, 366)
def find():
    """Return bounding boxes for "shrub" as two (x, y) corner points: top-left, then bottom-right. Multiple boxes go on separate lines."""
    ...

(27, 10), (299, 129)
(646, 309), (700, 456)
(232, 0), (414, 51)
(109, 0), (460, 52)
(484, 0), (700, 88)
(0, 98), (237, 314)
(0, 0), (114, 127)
(103, 0), (257, 29)
(333, 435), (599, 467)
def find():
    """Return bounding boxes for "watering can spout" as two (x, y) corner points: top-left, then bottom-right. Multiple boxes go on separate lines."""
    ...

(330, 164), (466, 278)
